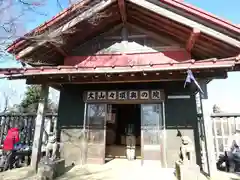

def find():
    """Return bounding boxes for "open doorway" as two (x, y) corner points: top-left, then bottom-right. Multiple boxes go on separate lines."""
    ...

(105, 104), (141, 161)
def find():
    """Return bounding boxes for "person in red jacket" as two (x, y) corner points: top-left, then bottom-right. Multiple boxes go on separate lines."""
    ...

(3, 128), (20, 151)
(3, 127), (20, 170)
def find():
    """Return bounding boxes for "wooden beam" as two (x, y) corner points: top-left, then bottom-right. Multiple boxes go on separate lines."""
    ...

(118, 0), (127, 24)
(50, 84), (63, 91)
(5, 64), (234, 79)
(26, 71), (227, 85)
(48, 42), (68, 56)
(121, 26), (128, 53)
(30, 85), (49, 171)
(127, 23), (181, 45)
(128, 0), (240, 48)
(65, 16), (121, 55)
(16, 0), (116, 59)
(128, 5), (236, 57)
(186, 28), (200, 52)
(128, 5), (190, 34)
(237, 54), (240, 61)
(72, 24), (122, 51)
(128, 14), (187, 42)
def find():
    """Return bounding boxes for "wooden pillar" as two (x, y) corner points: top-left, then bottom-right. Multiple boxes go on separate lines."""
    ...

(30, 84), (49, 171)
(121, 26), (128, 52)
(200, 97), (217, 177)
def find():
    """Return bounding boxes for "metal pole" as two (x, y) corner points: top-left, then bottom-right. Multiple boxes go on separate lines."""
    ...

(199, 96), (210, 175)
(140, 104), (144, 166)
(162, 102), (167, 168)
(83, 103), (87, 133)
(82, 103), (87, 165)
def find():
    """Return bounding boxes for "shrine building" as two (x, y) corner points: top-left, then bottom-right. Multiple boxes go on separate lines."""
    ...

(0, 0), (240, 177)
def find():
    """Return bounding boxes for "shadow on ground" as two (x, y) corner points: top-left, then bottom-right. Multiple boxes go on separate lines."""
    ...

(56, 159), (178, 180)
(56, 166), (113, 180)
(65, 164), (75, 173)
(231, 172), (240, 180)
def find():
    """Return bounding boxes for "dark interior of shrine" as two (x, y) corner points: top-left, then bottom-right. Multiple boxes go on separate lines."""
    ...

(105, 104), (141, 158)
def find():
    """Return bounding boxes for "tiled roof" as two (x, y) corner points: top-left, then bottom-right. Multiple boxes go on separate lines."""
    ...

(0, 56), (239, 79)
(64, 52), (191, 67)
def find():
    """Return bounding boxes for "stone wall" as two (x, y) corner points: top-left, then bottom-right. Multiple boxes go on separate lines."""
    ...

(57, 87), (85, 165)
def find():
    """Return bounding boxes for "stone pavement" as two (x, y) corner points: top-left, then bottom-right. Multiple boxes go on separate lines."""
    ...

(1, 159), (240, 180)
(211, 171), (240, 180)
(56, 164), (240, 180)
(0, 167), (35, 180)
(57, 159), (177, 180)
(56, 159), (240, 180)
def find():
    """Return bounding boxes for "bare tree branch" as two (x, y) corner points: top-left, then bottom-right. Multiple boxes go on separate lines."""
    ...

(2, 92), (9, 113)
(0, 0), (109, 66)
(0, 85), (17, 113)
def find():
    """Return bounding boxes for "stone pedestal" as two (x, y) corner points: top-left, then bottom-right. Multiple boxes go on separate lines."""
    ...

(37, 158), (65, 180)
(175, 160), (200, 180)
(126, 135), (136, 160)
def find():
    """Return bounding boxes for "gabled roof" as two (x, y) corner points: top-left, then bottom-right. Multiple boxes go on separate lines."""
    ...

(6, 0), (240, 65)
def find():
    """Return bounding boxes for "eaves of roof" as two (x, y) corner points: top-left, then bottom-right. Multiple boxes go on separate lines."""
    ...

(0, 56), (239, 79)
(6, 0), (240, 53)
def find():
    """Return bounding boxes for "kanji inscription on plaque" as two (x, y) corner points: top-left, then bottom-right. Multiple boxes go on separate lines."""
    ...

(87, 92), (96, 100)
(108, 91), (117, 100)
(151, 90), (161, 100)
(140, 91), (149, 100)
(129, 91), (138, 100)
(97, 91), (106, 100)
(118, 91), (127, 100)
(85, 90), (163, 102)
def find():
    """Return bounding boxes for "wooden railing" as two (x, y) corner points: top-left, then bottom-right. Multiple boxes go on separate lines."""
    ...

(211, 113), (240, 158)
(0, 113), (58, 167)
(0, 113), (57, 147)
(0, 113), (58, 169)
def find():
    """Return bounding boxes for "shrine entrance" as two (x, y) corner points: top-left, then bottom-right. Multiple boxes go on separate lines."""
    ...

(83, 89), (167, 167)
(105, 104), (141, 160)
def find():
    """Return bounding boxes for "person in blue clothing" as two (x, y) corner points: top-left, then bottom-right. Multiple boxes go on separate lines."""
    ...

(217, 129), (240, 172)
(226, 130), (240, 172)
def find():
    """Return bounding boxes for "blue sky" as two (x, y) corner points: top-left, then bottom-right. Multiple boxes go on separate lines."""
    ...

(0, 0), (240, 112)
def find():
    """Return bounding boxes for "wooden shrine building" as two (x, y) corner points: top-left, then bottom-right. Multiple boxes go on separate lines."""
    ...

(1, 0), (240, 177)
